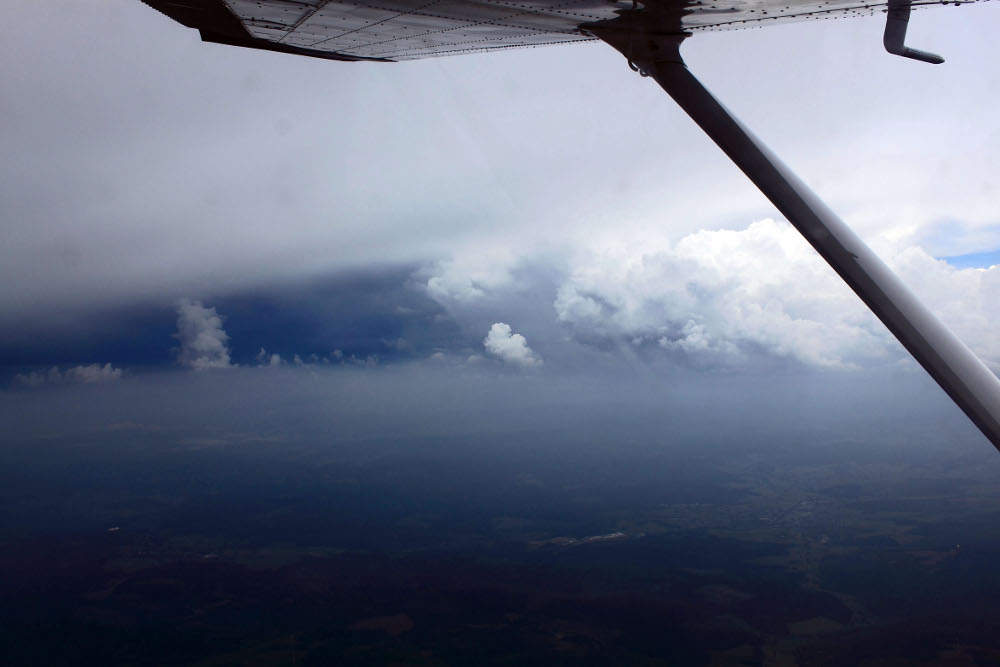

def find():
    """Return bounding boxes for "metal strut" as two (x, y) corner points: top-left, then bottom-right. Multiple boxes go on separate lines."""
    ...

(590, 27), (1000, 452)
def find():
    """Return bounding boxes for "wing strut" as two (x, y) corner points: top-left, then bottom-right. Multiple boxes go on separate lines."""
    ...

(588, 25), (1000, 451)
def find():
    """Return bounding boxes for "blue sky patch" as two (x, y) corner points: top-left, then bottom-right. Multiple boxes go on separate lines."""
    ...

(940, 249), (1000, 270)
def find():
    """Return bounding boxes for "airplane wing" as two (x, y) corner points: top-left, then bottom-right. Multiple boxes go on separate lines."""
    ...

(142, 0), (904, 62)
(141, 0), (1000, 452)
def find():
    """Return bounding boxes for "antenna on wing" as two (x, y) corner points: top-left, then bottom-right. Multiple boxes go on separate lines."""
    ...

(884, 0), (945, 64)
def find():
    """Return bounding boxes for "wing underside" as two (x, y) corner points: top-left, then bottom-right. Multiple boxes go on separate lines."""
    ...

(141, 0), (947, 62)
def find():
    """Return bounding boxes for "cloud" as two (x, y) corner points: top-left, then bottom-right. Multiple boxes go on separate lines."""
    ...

(890, 245), (1000, 371)
(253, 346), (377, 368)
(553, 219), (1000, 369)
(425, 250), (517, 304)
(65, 363), (124, 384)
(554, 219), (882, 368)
(14, 363), (123, 388)
(256, 348), (284, 367)
(174, 300), (233, 370)
(483, 323), (542, 367)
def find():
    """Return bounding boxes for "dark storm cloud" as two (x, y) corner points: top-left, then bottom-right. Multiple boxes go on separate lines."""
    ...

(0, 265), (464, 378)
(0, 304), (178, 370)
(211, 266), (464, 364)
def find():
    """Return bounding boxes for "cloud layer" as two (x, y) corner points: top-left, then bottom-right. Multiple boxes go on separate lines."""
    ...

(417, 219), (1000, 372)
(4, 0), (1000, 334)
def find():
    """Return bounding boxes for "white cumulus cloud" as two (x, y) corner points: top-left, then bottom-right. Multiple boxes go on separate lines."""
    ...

(484, 323), (542, 367)
(425, 249), (517, 304)
(554, 218), (1000, 369)
(889, 245), (1000, 371)
(175, 300), (234, 370)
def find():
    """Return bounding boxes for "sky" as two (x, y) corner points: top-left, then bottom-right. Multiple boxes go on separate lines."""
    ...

(2, 0), (999, 454)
